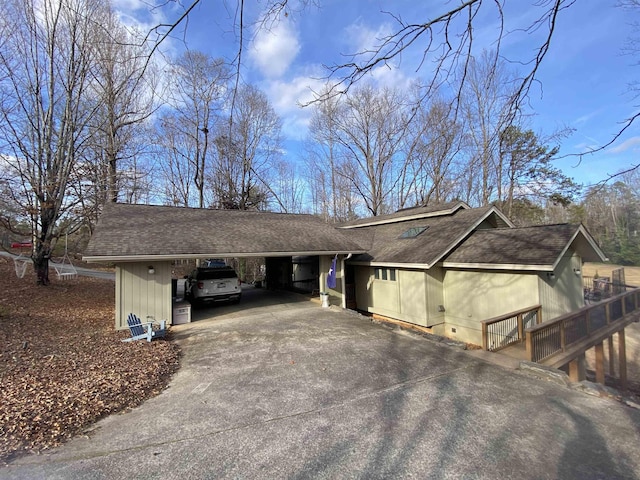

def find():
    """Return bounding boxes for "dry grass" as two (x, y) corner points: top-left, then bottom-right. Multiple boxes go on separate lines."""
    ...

(583, 263), (640, 399)
(0, 258), (181, 463)
(582, 262), (640, 287)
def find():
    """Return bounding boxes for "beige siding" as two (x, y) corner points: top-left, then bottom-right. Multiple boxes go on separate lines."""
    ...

(354, 267), (445, 327)
(538, 252), (584, 321)
(354, 266), (400, 318)
(355, 266), (374, 310)
(398, 270), (426, 325)
(115, 262), (172, 330)
(321, 255), (344, 307)
(425, 267), (445, 327)
(443, 270), (539, 345)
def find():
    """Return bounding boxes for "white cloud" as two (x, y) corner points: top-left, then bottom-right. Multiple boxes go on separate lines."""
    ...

(340, 21), (417, 92)
(344, 21), (393, 57)
(249, 19), (301, 79)
(573, 109), (602, 126)
(609, 136), (640, 154)
(263, 71), (328, 140)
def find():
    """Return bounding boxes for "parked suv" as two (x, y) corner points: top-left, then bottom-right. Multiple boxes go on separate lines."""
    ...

(185, 266), (241, 305)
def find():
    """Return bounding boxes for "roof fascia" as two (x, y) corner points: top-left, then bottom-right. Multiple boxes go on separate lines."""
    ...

(83, 250), (367, 263)
(442, 262), (553, 272)
(338, 202), (469, 229)
(576, 224), (608, 261)
(347, 261), (433, 270)
(493, 207), (516, 228)
(550, 225), (608, 270)
(430, 206), (513, 267)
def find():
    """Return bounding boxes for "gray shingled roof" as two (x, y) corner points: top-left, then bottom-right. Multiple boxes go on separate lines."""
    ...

(443, 224), (606, 267)
(344, 206), (509, 266)
(83, 203), (367, 261)
(338, 201), (470, 228)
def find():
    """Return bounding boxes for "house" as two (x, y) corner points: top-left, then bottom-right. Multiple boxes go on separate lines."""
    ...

(83, 201), (607, 346)
(335, 201), (607, 345)
(82, 203), (367, 329)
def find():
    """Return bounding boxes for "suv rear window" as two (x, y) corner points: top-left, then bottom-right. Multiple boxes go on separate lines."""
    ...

(197, 268), (237, 280)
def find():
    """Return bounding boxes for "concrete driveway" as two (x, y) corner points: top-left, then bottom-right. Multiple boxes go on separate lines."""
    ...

(4, 289), (640, 479)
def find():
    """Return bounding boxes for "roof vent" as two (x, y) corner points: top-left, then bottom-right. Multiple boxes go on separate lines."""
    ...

(399, 226), (428, 239)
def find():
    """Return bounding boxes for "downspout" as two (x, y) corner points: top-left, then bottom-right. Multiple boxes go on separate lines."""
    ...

(340, 253), (353, 308)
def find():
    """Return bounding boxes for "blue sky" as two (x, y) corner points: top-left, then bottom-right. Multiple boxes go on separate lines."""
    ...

(116, 0), (639, 189)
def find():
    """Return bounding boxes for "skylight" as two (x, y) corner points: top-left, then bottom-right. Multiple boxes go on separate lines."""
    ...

(400, 226), (428, 238)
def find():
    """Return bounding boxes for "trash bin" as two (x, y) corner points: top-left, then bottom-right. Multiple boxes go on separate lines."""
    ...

(172, 300), (191, 325)
(320, 292), (330, 308)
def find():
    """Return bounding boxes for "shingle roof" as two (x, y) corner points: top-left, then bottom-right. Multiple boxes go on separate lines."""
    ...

(443, 224), (605, 267)
(344, 206), (509, 266)
(83, 203), (368, 261)
(338, 201), (470, 228)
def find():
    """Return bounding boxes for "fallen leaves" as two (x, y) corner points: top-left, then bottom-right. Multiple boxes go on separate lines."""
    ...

(0, 259), (181, 462)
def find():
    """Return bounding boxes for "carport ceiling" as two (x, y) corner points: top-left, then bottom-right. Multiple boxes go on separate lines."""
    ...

(83, 203), (368, 262)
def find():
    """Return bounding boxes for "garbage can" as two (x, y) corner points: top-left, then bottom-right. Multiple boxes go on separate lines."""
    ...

(320, 292), (330, 308)
(172, 300), (191, 325)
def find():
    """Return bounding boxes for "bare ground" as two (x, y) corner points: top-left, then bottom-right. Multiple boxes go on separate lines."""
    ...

(0, 258), (181, 463)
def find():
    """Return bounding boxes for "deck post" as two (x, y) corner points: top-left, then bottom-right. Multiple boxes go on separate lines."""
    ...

(482, 323), (488, 351)
(517, 313), (524, 343)
(595, 342), (605, 385)
(568, 353), (586, 382)
(619, 329), (628, 391)
(607, 336), (615, 376)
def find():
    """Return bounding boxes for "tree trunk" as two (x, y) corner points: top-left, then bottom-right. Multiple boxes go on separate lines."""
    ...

(34, 249), (51, 286)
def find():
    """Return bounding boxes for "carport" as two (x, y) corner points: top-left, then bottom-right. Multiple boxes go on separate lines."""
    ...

(83, 203), (367, 329)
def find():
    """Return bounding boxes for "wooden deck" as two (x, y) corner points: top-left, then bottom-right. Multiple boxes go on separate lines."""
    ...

(496, 342), (528, 361)
(483, 289), (640, 390)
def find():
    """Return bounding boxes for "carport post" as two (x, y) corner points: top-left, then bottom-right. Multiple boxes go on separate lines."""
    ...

(340, 255), (347, 308)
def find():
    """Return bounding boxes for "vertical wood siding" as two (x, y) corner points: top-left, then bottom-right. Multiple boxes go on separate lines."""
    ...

(537, 252), (584, 322)
(443, 270), (539, 345)
(115, 262), (172, 329)
(425, 267), (445, 327)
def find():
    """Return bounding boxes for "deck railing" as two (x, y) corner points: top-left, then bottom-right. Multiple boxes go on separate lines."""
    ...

(526, 289), (640, 363)
(481, 305), (542, 352)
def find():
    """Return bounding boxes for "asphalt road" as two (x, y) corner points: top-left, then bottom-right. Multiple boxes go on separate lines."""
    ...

(3, 289), (639, 479)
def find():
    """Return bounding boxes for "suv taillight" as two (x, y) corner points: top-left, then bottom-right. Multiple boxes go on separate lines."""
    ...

(197, 281), (204, 289)
(238, 278), (241, 286)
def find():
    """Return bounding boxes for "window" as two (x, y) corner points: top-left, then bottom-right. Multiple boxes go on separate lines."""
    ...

(399, 226), (428, 239)
(375, 268), (396, 281)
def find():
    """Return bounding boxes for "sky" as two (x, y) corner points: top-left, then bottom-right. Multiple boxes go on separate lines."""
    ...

(114, 0), (640, 189)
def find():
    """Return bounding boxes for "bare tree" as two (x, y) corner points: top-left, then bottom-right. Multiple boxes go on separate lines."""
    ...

(307, 88), (346, 220)
(159, 51), (229, 208)
(213, 84), (282, 210)
(329, 84), (409, 216)
(581, 172), (640, 264)
(0, 0), (101, 284)
(458, 51), (517, 206)
(399, 91), (464, 207)
(88, 6), (157, 206)
(156, 112), (196, 206)
(267, 158), (306, 213)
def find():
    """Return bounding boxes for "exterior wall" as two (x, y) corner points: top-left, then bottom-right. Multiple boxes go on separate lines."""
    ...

(292, 256), (318, 293)
(115, 262), (172, 330)
(538, 251), (584, 321)
(353, 266), (445, 327)
(398, 270), (426, 325)
(321, 255), (344, 307)
(442, 270), (539, 346)
(425, 267), (445, 327)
